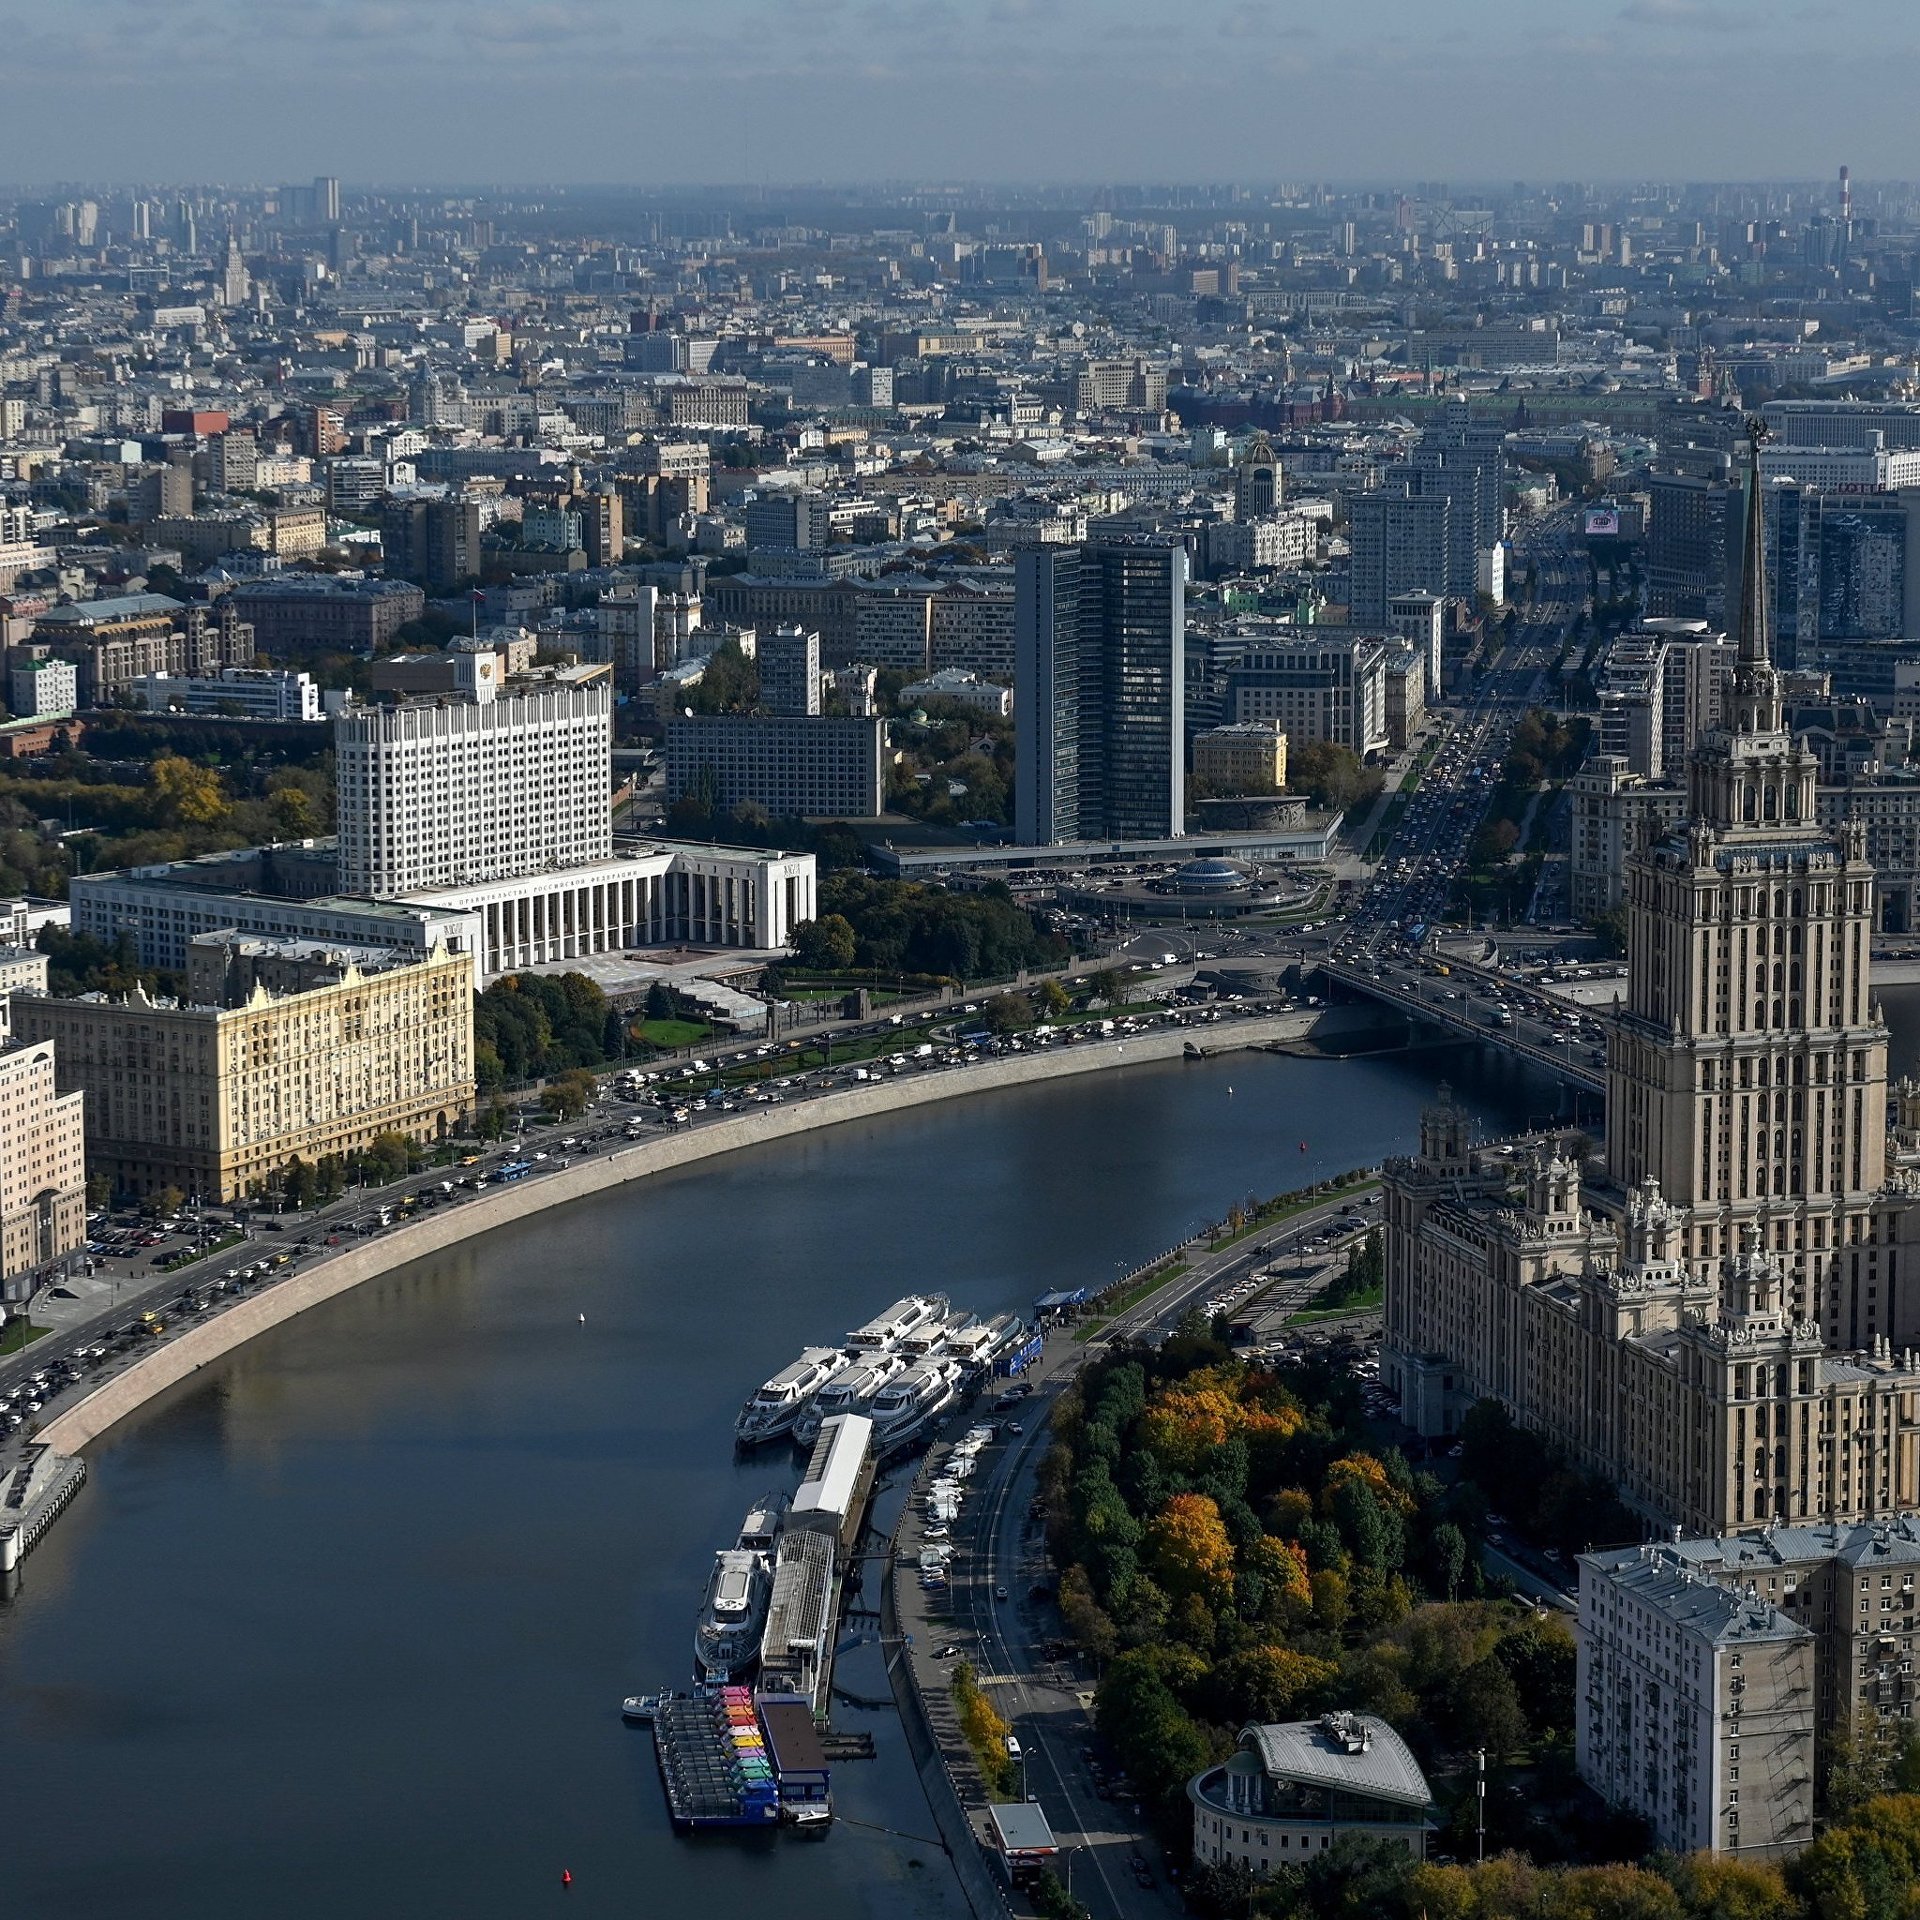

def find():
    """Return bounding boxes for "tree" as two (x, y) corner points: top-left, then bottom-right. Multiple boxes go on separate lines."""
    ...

(1592, 902), (1630, 958)
(1029, 1869), (1091, 1920)
(1086, 967), (1127, 1007)
(1536, 1863), (1683, 1920)
(270, 784), (322, 838)
(1289, 739), (1384, 813)
(1144, 1491), (1236, 1605)
(363, 1132), (414, 1184)
(1660, 1854), (1796, 1920)
(149, 753), (228, 827)
(1057, 1564), (1119, 1663)
(644, 981), (678, 1022)
(282, 1155), (314, 1210)
(1452, 1654), (1529, 1761)
(1036, 977), (1071, 1018)
(983, 991), (1030, 1034)
(1429, 1521), (1469, 1601)
(543, 1067), (597, 1120)
(1216, 1644), (1336, 1723)
(789, 913), (857, 971)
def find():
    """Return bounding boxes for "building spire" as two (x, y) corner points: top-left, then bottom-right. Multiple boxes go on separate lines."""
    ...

(1722, 416), (1784, 738)
(1737, 417), (1772, 671)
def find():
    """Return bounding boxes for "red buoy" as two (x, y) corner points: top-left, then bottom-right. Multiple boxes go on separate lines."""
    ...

(562, 1869), (573, 1888)
(1299, 1141), (1308, 1152)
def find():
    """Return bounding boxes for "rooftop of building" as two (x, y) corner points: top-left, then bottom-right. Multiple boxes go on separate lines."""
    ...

(1580, 1543), (1817, 1641)
(1232, 1714), (1432, 1808)
(226, 574), (423, 598)
(1615, 1513), (1920, 1576)
(35, 593), (184, 627)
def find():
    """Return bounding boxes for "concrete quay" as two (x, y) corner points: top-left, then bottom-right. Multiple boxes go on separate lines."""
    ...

(15, 1006), (1352, 1553)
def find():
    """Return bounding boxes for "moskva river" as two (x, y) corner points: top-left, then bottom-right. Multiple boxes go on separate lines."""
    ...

(0, 1042), (1577, 1919)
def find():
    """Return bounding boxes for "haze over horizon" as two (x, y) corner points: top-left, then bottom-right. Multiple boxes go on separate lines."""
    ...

(0, 0), (1910, 189)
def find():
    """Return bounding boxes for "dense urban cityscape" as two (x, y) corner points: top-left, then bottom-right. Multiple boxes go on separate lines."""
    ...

(11, 141), (1920, 1920)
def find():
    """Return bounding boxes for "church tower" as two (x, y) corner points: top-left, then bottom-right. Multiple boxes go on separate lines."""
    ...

(1607, 419), (1890, 1345)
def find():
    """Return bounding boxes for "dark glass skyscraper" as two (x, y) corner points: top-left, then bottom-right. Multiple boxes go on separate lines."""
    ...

(1015, 539), (1185, 845)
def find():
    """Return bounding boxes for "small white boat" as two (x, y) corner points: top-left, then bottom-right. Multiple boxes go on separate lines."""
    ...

(622, 1691), (665, 1723)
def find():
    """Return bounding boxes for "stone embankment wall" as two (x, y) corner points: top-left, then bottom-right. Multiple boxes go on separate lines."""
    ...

(38, 1008), (1360, 1456)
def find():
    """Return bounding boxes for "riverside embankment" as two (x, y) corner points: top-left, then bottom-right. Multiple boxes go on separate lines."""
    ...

(29, 1004), (1373, 1463)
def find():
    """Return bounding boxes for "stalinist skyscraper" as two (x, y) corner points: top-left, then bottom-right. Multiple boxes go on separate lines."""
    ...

(1607, 419), (1890, 1349)
(1383, 421), (1920, 1536)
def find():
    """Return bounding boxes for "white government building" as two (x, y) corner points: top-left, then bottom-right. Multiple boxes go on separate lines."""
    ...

(72, 653), (817, 984)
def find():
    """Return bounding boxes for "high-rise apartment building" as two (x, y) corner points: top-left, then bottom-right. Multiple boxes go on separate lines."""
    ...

(759, 626), (821, 717)
(664, 715), (884, 820)
(1347, 490), (1449, 628)
(334, 671), (613, 896)
(743, 490), (826, 553)
(1647, 471), (1735, 625)
(1014, 540), (1185, 846)
(1399, 414), (1506, 604)
(1386, 591), (1445, 692)
(208, 429), (258, 494)
(1219, 630), (1391, 757)
(1725, 478), (1920, 668)
(1233, 433), (1282, 519)
(381, 496), (483, 593)
(0, 1039), (85, 1304)
(1575, 1545), (1814, 1860)
(1410, 414), (1507, 552)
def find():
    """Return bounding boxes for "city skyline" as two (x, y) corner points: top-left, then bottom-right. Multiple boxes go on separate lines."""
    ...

(2, 0), (1918, 185)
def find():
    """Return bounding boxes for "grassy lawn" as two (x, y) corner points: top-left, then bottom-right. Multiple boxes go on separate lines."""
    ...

(161, 1229), (246, 1272)
(0, 1319), (52, 1356)
(1077, 1259), (1190, 1338)
(1287, 1284), (1384, 1326)
(1205, 1178), (1380, 1255)
(635, 1018), (711, 1049)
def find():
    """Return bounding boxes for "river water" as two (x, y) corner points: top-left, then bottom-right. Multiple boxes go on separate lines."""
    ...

(0, 1043), (1580, 1918)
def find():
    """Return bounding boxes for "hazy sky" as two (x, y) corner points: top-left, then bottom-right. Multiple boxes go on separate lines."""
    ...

(0, 0), (1908, 188)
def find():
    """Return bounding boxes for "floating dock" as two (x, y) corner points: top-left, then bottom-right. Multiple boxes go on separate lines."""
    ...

(654, 1689), (780, 1830)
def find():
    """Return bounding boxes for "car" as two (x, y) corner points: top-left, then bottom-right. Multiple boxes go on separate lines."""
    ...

(994, 1584), (1009, 1601)
(1004, 1734), (1022, 1759)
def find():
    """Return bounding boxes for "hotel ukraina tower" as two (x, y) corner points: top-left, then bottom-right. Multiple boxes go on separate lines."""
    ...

(1384, 423), (1920, 1536)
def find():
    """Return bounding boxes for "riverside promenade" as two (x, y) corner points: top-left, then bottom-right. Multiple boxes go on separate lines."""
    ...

(10, 1005), (1356, 1549)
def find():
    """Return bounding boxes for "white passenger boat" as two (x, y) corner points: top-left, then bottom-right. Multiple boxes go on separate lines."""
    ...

(790, 1352), (906, 1449)
(735, 1347), (844, 1445)
(845, 1294), (947, 1352)
(869, 1358), (964, 1454)
(901, 1307), (975, 1357)
(692, 1492), (789, 1682)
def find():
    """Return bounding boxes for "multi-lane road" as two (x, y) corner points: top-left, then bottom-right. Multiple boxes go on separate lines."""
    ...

(1342, 511), (1592, 964)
